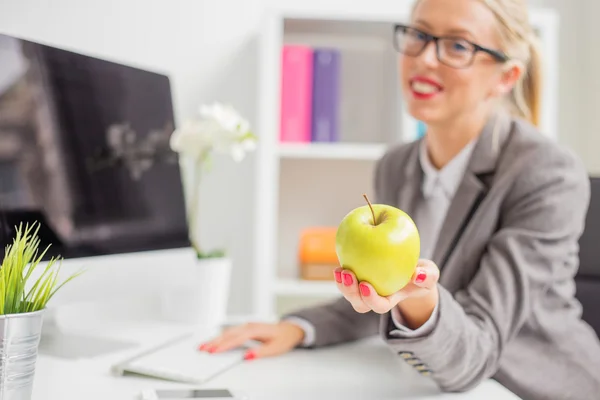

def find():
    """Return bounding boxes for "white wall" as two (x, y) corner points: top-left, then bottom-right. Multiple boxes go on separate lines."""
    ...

(0, 0), (597, 316)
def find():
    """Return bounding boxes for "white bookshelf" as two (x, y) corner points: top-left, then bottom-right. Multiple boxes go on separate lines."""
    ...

(252, 6), (560, 319)
(278, 142), (387, 160)
(274, 278), (339, 297)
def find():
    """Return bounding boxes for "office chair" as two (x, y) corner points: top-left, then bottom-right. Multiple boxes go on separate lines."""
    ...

(576, 177), (600, 337)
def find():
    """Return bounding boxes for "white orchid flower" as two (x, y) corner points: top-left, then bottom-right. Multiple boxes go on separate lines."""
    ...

(171, 102), (256, 163)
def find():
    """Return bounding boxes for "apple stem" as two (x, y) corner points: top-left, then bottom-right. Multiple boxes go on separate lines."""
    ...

(363, 193), (378, 226)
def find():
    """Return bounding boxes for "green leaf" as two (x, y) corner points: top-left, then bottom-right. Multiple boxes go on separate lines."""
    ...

(0, 221), (83, 315)
(196, 249), (226, 259)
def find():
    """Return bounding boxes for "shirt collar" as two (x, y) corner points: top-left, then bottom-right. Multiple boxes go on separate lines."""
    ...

(419, 138), (476, 199)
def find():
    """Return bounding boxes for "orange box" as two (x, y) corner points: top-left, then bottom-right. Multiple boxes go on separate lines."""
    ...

(300, 263), (338, 281)
(297, 226), (338, 264)
(297, 227), (339, 281)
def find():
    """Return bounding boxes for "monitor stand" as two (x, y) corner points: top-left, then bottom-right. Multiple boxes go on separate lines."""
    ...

(38, 308), (138, 360)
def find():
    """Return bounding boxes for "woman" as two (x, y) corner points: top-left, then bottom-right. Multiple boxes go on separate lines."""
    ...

(200, 0), (600, 398)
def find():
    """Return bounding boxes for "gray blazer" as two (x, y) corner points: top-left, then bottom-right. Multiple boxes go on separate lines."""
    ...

(287, 111), (600, 400)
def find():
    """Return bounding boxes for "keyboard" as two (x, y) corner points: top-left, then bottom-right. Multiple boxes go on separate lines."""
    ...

(111, 333), (245, 384)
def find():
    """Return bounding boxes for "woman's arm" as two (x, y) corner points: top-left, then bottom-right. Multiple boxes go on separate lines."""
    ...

(395, 291), (438, 329)
(385, 147), (590, 392)
(284, 296), (381, 347)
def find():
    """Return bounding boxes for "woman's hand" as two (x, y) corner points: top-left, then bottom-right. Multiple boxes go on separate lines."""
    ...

(334, 259), (440, 316)
(198, 321), (305, 360)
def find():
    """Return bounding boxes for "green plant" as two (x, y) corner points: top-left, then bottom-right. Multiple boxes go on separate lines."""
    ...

(0, 222), (83, 315)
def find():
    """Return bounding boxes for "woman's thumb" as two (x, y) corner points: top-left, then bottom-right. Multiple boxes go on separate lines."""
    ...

(412, 259), (440, 289)
(243, 340), (287, 360)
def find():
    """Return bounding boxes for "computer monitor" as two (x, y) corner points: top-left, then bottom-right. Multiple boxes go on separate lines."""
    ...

(0, 33), (193, 358)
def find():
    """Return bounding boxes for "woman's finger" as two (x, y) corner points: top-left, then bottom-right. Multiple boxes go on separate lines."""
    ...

(333, 267), (344, 288)
(411, 259), (440, 290)
(358, 281), (408, 314)
(355, 259), (441, 313)
(245, 335), (297, 360)
(198, 325), (241, 351)
(202, 323), (272, 353)
(335, 268), (370, 313)
(381, 259), (440, 301)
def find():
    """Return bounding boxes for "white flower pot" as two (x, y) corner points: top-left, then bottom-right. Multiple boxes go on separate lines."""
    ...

(0, 309), (44, 400)
(161, 256), (232, 332)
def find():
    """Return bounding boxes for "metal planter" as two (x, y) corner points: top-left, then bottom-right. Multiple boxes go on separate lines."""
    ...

(0, 309), (44, 400)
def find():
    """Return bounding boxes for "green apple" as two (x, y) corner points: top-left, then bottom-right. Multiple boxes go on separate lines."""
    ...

(335, 194), (420, 296)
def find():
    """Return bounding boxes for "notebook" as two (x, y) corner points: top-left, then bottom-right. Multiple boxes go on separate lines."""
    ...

(111, 333), (246, 384)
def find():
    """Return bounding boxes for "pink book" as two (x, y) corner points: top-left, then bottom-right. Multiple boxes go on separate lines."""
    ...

(279, 45), (314, 143)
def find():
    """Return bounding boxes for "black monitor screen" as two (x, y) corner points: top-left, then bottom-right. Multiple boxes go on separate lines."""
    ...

(0, 34), (190, 260)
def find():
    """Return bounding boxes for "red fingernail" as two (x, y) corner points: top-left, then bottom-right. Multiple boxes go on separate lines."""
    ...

(334, 270), (342, 283)
(244, 350), (256, 361)
(359, 283), (370, 296)
(415, 269), (426, 284)
(343, 273), (353, 286)
(207, 345), (217, 353)
(198, 343), (207, 351)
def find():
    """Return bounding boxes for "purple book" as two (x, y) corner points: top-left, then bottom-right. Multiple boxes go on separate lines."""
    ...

(311, 48), (341, 142)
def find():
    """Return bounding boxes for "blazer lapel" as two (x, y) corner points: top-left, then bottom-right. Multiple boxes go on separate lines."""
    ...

(431, 167), (486, 268)
(431, 111), (513, 269)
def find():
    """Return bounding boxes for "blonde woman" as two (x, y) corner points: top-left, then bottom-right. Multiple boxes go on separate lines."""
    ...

(201, 0), (600, 398)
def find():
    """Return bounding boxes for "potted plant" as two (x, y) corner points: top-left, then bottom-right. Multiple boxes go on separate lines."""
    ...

(0, 222), (82, 400)
(165, 102), (256, 329)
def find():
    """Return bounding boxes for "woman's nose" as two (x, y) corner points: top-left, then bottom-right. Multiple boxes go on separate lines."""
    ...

(419, 41), (440, 67)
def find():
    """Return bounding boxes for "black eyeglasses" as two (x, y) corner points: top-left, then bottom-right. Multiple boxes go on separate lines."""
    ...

(393, 24), (509, 68)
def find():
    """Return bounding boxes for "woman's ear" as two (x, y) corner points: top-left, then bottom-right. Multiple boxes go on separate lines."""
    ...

(494, 60), (525, 96)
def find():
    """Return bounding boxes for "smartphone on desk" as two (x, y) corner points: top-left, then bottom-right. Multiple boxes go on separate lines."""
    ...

(139, 388), (247, 400)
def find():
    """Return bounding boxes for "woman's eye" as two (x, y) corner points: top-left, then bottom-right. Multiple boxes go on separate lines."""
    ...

(452, 41), (468, 51)
(416, 32), (428, 41)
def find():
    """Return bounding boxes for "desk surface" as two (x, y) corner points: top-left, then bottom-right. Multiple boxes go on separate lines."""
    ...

(32, 319), (522, 400)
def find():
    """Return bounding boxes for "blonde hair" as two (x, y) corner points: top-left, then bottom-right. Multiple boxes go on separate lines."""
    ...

(411, 0), (543, 127)
(481, 0), (542, 127)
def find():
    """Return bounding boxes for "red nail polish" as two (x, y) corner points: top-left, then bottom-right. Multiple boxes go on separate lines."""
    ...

(207, 345), (217, 353)
(343, 273), (353, 286)
(198, 343), (207, 351)
(244, 350), (256, 360)
(334, 270), (342, 283)
(415, 270), (426, 283)
(359, 284), (370, 296)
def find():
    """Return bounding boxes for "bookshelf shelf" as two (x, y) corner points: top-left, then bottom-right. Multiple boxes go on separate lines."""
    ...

(252, 6), (560, 320)
(278, 142), (387, 160)
(274, 278), (339, 297)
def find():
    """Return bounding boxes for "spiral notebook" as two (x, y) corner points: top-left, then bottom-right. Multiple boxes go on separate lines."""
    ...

(111, 333), (246, 384)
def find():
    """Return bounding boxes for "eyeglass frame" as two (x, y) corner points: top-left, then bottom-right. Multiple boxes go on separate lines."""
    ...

(392, 24), (509, 68)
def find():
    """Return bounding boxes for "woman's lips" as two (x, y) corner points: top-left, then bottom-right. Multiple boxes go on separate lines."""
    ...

(409, 76), (443, 100)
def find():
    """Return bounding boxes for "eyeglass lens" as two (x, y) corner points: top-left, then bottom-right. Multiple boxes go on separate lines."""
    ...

(395, 26), (476, 67)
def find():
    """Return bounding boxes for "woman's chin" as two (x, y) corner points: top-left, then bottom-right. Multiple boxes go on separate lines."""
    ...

(407, 107), (441, 125)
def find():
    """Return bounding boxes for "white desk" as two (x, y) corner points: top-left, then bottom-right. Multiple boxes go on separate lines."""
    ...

(31, 318), (522, 400)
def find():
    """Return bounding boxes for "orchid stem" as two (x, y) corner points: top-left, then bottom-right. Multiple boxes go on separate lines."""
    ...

(188, 157), (203, 256)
